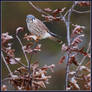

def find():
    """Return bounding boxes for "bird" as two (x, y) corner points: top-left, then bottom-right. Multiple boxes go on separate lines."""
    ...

(26, 14), (62, 43)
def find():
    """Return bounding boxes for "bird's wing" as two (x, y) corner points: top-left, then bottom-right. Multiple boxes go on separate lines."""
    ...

(36, 19), (49, 32)
(37, 19), (62, 39)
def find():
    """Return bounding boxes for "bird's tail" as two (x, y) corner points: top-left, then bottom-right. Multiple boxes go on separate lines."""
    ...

(48, 31), (63, 44)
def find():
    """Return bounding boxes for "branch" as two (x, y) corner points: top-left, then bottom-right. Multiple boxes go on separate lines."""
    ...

(2, 77), (12, 82)
(16, 35), (29, 66)
(1, 51), (13, 77)
(2, 49), (28, 68)
(73, 9), (90, 14)
(74, 40), (91, 77)
(61, 2), (90, 89)
(60, 2), (77, 90)
(28, 1), (62, 23)
(28, 41), (39, 75)
(28, 1), (49, 15)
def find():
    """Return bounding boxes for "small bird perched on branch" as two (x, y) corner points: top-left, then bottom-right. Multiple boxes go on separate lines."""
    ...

(26, 14), (62, 43)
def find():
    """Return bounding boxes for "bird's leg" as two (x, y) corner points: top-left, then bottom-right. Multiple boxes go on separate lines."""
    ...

(32, 37), (40, 49)
(35, 36), (40, 43)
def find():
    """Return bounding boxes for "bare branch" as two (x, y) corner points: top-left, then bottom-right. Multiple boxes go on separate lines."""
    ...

(74, 40), (91, 77)
(1, 51), (13, 77)
(73, 9), (90, 14)
(60, 2), (77, 90)
(2, 49), (28, 68)
(16, 35), (29, 66)
(28, 1), (49, 15)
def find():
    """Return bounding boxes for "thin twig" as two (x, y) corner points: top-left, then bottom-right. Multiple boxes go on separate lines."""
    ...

(2, 77), (12, 82)
(28, 1), (63, 23)
(28, 54), (32, 75)
(28, 41), (39, 75)
(2, 49), (28, 68)
(74, 41), (91, 77)
(28, 1), (49, 15)
(64, 10), (70, 18)
(1, 51), (13, 77)
(73, 9), (90, 14)
(16, 35), (29, 66)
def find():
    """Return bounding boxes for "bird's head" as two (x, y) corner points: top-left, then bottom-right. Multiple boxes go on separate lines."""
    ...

(26, 14), (35, 23)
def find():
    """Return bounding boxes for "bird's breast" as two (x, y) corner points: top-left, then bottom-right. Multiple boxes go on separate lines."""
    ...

(27, 19), (51, 39)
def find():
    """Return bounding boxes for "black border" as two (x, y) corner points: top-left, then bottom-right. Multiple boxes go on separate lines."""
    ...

(1, 0), (92, 1)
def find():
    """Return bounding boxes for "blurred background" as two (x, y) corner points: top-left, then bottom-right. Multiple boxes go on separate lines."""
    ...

(1, 1), (90, 90)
